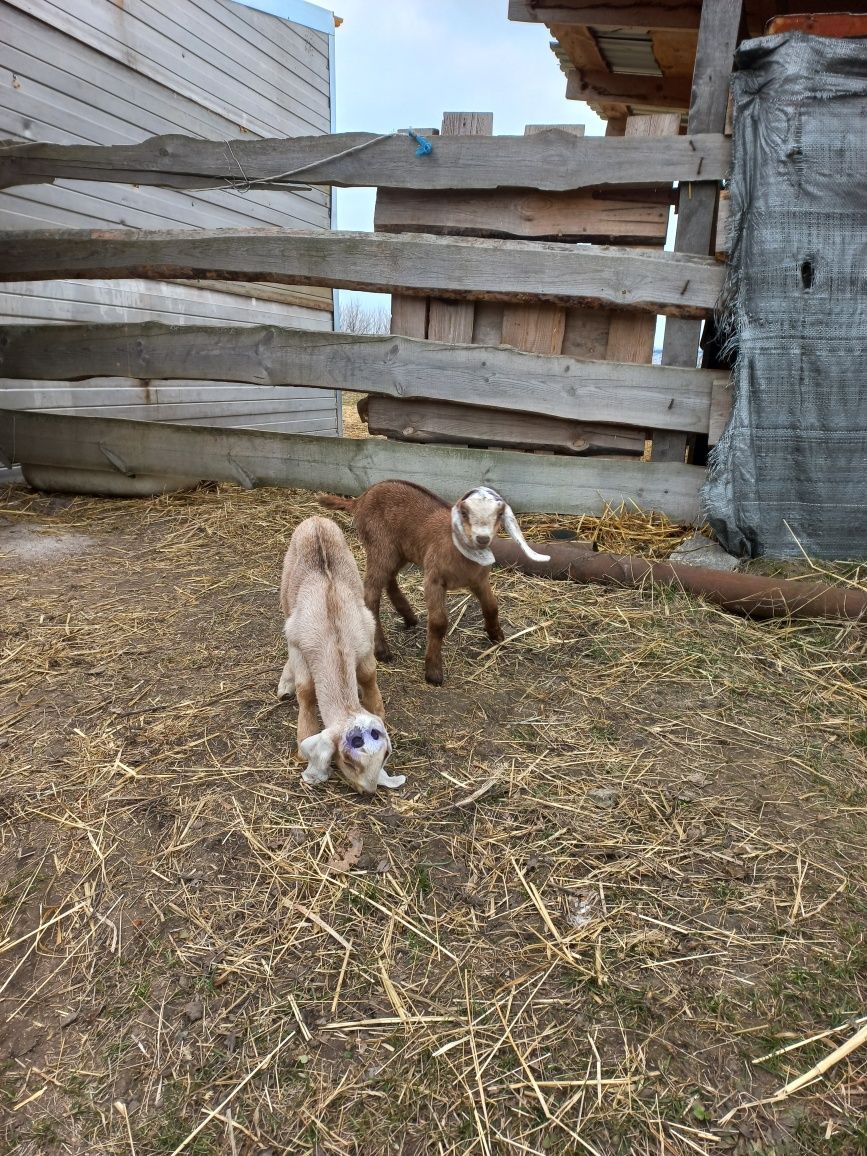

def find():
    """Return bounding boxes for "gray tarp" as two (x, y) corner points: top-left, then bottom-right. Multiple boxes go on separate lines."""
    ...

(702, 32), (867, 559)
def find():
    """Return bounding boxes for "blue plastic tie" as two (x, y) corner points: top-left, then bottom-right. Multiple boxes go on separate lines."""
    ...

(407, 129), (433, 157)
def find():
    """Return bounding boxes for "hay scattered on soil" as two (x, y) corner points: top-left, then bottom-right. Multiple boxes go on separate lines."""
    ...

(1, 481), (865, 1156)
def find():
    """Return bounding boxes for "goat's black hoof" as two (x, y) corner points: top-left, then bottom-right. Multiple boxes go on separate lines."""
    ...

(401, 617), (419, 630)
(425, 669), (443, 687)
(487, 630), (505, 644)
(375, 647), (394, 663)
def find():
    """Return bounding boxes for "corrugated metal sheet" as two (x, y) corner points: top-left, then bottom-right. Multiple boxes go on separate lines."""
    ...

(0, 0), (339, 443)
(594, 31), (662, 77)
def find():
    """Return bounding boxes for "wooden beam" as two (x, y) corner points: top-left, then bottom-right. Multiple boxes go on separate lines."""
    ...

(508, 0), (702, 30)
(652, 0), (742, 463)
(0, 230), (723, 318)
(0, 409), (704, 521)
(0, 131), (730, 192)
(605, 114), (681, 368)
(360, 395), (645, 456)
(0, 323), (719, 434)
(375, 187), (671, 244)
(566, 70), (692, 111)
(424, 112), (490, 345)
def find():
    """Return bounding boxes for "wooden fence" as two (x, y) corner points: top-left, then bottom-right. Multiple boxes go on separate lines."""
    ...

(0, 2), (735, 518)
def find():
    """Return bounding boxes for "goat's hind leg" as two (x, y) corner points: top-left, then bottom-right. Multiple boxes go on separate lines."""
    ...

(387, 575), (418, 629)
(364, 567), (394, 663)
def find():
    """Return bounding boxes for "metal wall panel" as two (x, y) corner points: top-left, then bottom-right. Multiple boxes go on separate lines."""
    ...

(0, 0), (338, 439)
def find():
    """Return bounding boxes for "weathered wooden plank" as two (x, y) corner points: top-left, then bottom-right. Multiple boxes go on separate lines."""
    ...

(428, 300), (474, 343)
(507, 0), (702, 30)
(501, 304), (566, 355)
(441, 112), (494, 135)
(389, 297), (428, 338)
(561, 311), (611, 359)
(707, 377), (732, 446)
(0, 382), (333, 412)
(164, 280), (333, 311)
(0, 323), (719, 433)
(417, 112), (490, 345)
(715, 190), (730, 259)
(471, 303), (504, 346)
(0, 229), (722, 317)
(360, 395), (645, 456)
(566, 71), (692, 111)
(524, 124), (585, 136)
(652, 0), (742, 463)
(0, 409), (704, 520)
(605, 114), (681, 368)
(0, 130), (731, 192)
(374, 187), (670, 244)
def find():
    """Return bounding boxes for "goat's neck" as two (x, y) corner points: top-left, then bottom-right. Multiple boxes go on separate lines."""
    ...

(308, 635), (361, 724)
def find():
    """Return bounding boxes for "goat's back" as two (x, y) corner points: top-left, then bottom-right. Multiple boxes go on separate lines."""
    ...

(280, 515), (363, 618)
(351, 481), (452, 565)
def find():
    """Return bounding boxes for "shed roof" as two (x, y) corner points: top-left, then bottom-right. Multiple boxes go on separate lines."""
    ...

(508, 1), (860, 123)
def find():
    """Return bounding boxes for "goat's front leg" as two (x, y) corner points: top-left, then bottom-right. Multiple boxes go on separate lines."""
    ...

(357, 654), (385, 718)
(423, 574), (449, 686)
(472, 573), (504, 644)
(277, 640), (301, 699)
(295, 678), (320, 751)
(364, 571), (393, 662)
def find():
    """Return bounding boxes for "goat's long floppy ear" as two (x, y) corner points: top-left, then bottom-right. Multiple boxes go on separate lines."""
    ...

(502, 504), (550, 562)
(377, 767), (406, 790)
(299, 730), (335, 784)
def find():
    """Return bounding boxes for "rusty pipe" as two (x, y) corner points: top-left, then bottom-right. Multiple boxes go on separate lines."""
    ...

(491, 540), (867, 622)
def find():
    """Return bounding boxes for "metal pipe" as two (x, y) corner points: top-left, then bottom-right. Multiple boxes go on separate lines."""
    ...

(491, 540), (867, 622)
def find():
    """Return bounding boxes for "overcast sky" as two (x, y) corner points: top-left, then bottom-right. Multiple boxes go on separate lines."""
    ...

(328, 0), (605, 317)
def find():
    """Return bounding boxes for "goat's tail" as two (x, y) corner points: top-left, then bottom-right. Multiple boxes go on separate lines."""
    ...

(317, 492), (356, 513)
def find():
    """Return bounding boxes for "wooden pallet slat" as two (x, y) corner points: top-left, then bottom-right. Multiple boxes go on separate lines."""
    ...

(0, 229), (723, 317)
(652, 0), (742, 462)
(0, 323), (721, 435)
(0, 408), (705, 521)
(361, 395), (646, 457)
(0, 131), (731, 192)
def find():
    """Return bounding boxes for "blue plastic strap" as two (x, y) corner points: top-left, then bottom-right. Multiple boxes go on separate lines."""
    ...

(407, 129), (433, 157)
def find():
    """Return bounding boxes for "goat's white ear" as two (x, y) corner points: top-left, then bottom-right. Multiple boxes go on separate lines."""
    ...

(502, 504), (550, 562)
(300, 731), (334, 784)
(377, 768), (406, 790)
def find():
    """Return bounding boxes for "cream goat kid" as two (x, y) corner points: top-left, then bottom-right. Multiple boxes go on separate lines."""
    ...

(277, 516), (404, 794)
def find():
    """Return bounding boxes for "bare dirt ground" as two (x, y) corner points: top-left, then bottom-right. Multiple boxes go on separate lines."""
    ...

(1, 481), (866, 1156)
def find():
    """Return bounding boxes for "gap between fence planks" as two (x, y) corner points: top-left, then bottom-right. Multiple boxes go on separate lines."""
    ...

(0, 323), (723, 436)
(0, 409), (705, 521)
(0, 229), (723, 318)
(0, 131), (730, 192)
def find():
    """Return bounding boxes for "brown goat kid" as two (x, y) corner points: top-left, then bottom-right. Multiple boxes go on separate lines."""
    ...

(319, 481), (548, 686)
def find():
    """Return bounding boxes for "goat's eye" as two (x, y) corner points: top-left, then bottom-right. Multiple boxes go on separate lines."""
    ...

(370, 729), (381, 741)
(350, 735), (365, 749)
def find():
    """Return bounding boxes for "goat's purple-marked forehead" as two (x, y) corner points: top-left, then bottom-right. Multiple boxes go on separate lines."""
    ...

(343, 720), (387, 751)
